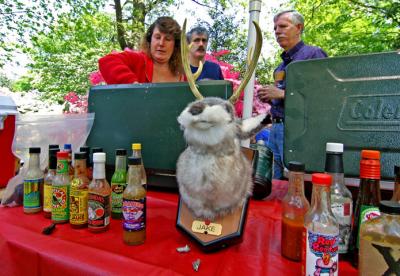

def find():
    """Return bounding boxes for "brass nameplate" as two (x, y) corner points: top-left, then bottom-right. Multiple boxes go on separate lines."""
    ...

(191, 220), (222, 236)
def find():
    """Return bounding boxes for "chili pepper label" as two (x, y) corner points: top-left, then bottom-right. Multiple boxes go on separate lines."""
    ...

(52, 185), (70, 221)
(88, 194), (110, 228)
(303, 229), (339, 276)
(23, 178), (43, 209)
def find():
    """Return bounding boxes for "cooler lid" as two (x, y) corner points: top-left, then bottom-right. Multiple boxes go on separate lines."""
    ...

(0, 95), (18, 115)
(284, 51), (400, 180)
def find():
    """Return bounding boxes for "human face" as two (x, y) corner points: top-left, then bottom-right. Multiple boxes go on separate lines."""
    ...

(274, 13), (302, 51)
(189, 33), (208, 60)
(150, 26), (175, 64)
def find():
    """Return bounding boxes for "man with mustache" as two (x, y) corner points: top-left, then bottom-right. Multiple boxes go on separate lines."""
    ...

(258, 10), (327, 180)
(186, 26), (224, 80)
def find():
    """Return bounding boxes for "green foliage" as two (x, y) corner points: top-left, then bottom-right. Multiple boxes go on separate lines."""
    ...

(288, 0), (400, 56)
(11, 75), (34, 92)
(25, 12), (119, 102)
(0, 73), (12, 88)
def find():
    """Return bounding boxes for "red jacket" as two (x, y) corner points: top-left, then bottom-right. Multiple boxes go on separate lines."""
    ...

(98, 50), (153, 84)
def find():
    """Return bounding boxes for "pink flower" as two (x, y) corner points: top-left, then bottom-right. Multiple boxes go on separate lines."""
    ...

(89, 71), (105, 86)
(63, 91), (88, 114)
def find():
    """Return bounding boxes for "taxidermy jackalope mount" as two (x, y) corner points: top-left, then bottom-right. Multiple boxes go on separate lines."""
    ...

(176, 19), (267, 220)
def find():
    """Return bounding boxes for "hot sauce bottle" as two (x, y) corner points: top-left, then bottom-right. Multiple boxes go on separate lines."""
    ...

(111, 149), (127, 219)
(88, 152), (111, 233)
(281, 161), (309, 261)
(122, 157), (146, 245)
(302, 173), (339, 276)
(131, 143), (147, 188)
(43, 148), (59, 218)
(23, 147), (44, 214)
(350, 150), (381, 267)
(52, 151), (70, 223)
(70, 152), (89, 228)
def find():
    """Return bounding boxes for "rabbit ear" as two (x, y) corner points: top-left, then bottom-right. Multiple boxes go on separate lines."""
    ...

(237, 113), (268, 140)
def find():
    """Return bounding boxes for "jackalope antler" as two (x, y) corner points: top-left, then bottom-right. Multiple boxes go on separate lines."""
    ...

(181, 19), (263, 104)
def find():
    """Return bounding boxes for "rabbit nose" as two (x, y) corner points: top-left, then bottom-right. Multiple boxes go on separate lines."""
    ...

(189, 102), (205, 115)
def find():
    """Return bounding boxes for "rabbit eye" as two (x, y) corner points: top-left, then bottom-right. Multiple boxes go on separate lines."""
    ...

(189, 102), (205, 115)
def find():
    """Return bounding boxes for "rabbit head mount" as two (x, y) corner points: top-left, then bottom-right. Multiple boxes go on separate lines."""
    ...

(176, 19), (265, 220)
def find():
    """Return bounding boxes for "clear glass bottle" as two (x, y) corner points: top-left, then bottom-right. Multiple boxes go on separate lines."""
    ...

(325, 142), (353, 254)
(88, 152), (111, 233)
(359, 200), (400, 275)
(52, 151), (70, 223)
(70, 152), (89, 228)
(131, 143), (147, 188)
(350, 150), (381, 267)
(43, 148), (59, 218)
(391, 165), (400, 202)
(281, 161), (309, 261)
(303, 173), (339, 276)
(23, 147), (44, 214)
(123, 157), (146, 245)
(111, 149), (127, 219)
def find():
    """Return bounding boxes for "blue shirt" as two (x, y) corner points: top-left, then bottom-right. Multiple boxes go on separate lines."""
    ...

(270, 41), (328, 118)
(190, 60), (224, 81)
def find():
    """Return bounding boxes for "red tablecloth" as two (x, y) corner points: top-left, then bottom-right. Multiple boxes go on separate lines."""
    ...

(0, 182), (357, 275)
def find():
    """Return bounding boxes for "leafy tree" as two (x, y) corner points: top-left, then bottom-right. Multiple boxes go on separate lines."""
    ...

(25, 13), (118, 102)
(288, 0), (399, 56)
(0, 0), (105, 67)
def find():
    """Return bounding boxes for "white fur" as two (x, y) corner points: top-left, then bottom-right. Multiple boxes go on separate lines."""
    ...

(176, 98), (267, 219)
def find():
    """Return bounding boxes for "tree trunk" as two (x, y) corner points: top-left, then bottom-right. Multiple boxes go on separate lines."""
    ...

(114, 0), (127, 50)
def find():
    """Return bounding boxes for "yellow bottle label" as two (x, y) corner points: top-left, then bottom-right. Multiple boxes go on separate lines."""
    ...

(43, 182), (52, 212)
(70, 188), (88, 225)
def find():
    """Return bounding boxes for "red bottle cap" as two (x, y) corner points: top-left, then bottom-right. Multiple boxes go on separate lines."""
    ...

(312, 173), (332, 186)
(360, 150), (380, 179)
(57, 151), (69, 159)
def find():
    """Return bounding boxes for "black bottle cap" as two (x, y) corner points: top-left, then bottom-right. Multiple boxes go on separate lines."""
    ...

(379, 200), (400, 215)
(116, 149), (127, 156)
(29, 147), (41, 153)
(395, 165), (400, 176)
(128, 157), (141, 165)
(288, 161), (305, 172)
(92, 147), (103, 154)
(49, 144), (59, 149)
(74, 152), (87, 160)
(80, 146), (90, 153)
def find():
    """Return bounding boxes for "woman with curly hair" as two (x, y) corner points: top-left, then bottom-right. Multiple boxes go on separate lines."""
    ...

(99, 16), (183, 84)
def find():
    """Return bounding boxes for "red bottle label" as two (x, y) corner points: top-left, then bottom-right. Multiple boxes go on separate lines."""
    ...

(88, 193), (110, 228)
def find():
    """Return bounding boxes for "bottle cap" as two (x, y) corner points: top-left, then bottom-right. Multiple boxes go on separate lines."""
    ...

(360, 150), (380, 179)
(132, 143), (141, 150)
(379, 200), (400, 215)
(361, 150), (380, 160)
(395, 165), (400, 176)
(326, 142), (343, 153)
(29, 147), (41, 154)
(116, 149), (127, 156)
(312, 173), (332, 186)
(74, 152), (86, 160)
(49, 148), (60, 169)
(49, 148), (60, 155)
(92, 147), (103, 154)
(128, 157), (141, 165)
(64, 144), (72, 150)
(93, 152), (106, 162)
(49, 144), (59, 149)
(288, 161), (305, 172)
(57, 151), (69, 159)
(80, 146), (90, 153)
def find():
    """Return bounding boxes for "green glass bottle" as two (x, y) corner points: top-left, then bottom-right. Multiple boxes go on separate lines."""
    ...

(111, 149), (127, 219)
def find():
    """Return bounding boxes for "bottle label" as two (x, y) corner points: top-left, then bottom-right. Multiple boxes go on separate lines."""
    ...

(111, 182), (126, 214)
(23, 178), (43, 209)
(70, 188), (88, 225)
(52, 185), (70, 221)
(57, 159), (69, 174)
(331, 201), (352, 253)
(303, 229), (339, 276)
(123, 198), (145, 231)
(43, 182), (53, 212)
(356, 205), (380, 248)
(359, 237), (400, 275)
(88, 194), (110, 228)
